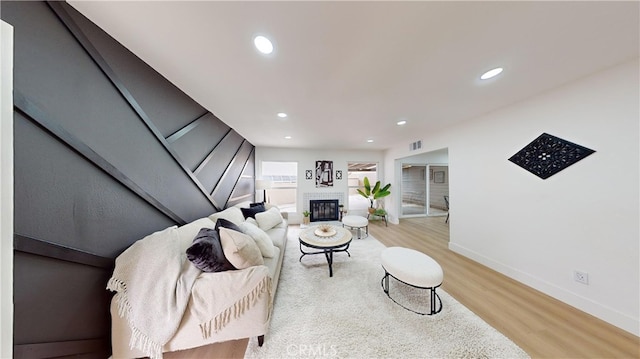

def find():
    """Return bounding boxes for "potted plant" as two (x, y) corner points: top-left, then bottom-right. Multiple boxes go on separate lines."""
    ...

(302, 210), (311, 225)
(357, 177), (391, 214)
(372, 208), (388, 226)
(373, 208), (387, 217)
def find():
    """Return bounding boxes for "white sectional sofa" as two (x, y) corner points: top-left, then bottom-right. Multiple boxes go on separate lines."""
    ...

(109, 202), (288, 358)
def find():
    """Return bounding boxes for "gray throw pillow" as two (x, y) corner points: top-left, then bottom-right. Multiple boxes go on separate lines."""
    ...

(240, 204), (266, 219)
(215, 218), (243, 233)
(186, 228), (236, 272)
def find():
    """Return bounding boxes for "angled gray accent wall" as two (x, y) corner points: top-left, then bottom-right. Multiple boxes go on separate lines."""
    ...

(2, 1), (255, 357)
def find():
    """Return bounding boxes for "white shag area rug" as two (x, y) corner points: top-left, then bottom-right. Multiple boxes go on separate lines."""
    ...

(245, 227), (530, 359)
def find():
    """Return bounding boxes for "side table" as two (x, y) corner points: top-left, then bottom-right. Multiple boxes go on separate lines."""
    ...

(367, 212), (388, 226)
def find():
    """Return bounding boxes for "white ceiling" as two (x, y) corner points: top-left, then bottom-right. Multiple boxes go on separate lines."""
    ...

(68, 1), (639, 151)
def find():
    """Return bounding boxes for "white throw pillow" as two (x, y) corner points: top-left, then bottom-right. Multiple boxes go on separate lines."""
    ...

(239, 221), (276, 258)
(218, 227), (264, 269)
(255, 207), (284, 231)
(208, 207), (245, 226)
(175, 218), (217, 244)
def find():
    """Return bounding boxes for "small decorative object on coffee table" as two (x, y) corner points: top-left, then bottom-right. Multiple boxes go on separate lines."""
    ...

(314, 224), (337, 237)
(299, 225), (352, 277)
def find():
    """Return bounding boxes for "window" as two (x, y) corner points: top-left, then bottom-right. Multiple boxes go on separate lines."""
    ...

(347, 162), (378, 214)
(261, 161), (297, 213)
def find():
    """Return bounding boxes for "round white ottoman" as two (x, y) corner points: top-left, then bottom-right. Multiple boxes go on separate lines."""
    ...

(380, 246), (443, 315)
(341, 215), (368, 239)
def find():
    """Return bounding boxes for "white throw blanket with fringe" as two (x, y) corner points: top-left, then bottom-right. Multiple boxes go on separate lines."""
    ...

(107, 226), (201, 359)
(188, 264), (272, 339)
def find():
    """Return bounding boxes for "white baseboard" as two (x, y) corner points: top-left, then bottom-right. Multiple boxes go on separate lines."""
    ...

(448, 242), (639, 337)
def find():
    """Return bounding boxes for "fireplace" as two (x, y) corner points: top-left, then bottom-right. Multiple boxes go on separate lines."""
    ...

(310, 199), (339, 222)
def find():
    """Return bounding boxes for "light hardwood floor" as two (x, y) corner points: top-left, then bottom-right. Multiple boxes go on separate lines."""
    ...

(166, 217), (639, 358)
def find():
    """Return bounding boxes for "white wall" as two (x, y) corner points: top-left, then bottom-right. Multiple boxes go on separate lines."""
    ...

(256, 147), (384, 223)
(384, 59), (639, 335)
(0, 20), (13, 359)
(399, 147), (448, 165)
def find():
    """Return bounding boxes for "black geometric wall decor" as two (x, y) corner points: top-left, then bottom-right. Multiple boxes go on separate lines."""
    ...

(335, 170), (342, 180)
(305, 170), (313, 180)
(508, 133), (595, 179)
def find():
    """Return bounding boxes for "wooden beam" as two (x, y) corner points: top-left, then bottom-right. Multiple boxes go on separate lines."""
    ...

(14, 234), (113, 269)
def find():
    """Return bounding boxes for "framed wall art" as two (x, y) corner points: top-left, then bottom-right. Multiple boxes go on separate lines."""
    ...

(315, 160), (333, 187)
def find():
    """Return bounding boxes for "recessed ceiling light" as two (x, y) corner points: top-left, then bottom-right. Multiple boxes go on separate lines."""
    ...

(277, 112), (287, 118)
(367, 139), (374, 143)
(284, 136), (292, 139)
(397, 120), (407, 126)
(254, 35), (273, 54)
(480, 67), (503, 80)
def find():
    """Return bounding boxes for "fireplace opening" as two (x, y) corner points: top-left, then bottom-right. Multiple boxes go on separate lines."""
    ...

(310, 199), (339, 222)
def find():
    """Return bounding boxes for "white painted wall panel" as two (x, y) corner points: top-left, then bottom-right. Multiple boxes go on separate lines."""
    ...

(0, 20), (13, 359)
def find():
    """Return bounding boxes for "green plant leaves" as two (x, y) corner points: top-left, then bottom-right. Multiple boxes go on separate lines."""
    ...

(374, 183), (391, 200)
(358, 176), (391, 206)
(363, 177), (371, 194)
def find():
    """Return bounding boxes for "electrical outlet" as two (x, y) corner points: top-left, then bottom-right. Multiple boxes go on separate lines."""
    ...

(574, 270), (589, 285)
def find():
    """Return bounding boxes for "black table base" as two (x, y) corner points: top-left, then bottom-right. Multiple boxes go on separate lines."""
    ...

(299, 241), (351, 277)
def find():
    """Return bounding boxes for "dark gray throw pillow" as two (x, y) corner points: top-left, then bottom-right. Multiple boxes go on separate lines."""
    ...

(186, 228), (236, 272)
(241, 204), (266, 219)
(215, 218), (243, 233)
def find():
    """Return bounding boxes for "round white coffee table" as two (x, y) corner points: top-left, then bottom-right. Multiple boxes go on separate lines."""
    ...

(299, 225), (352, 277)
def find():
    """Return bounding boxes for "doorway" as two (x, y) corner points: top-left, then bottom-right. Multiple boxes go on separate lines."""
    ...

(347, 162), (378, 216)
(401, 164), (427, 216)
(428, 165), (449, 217)
(397, 148), (449, 220)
